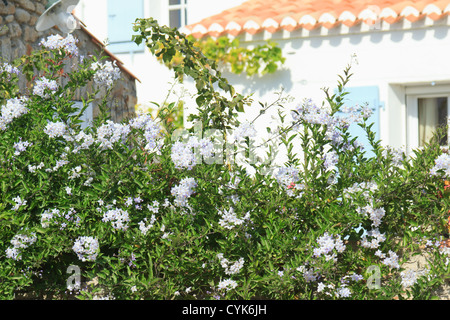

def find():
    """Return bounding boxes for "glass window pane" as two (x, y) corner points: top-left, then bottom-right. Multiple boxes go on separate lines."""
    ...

(169, 0), (180, 5)
(169, 9), (181, 28)
(418, 97), (447, 146)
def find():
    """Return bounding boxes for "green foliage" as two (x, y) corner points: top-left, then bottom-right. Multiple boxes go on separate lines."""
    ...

(194, 36), (285, 76)
(155, 34), (285, 77)
(0, 19), (449, 301)
(133, 18), (251, 132)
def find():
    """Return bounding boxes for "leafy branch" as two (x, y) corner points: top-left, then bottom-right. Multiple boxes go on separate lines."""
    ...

(159, 35), (285, 77)
(132, 18), (252, 131)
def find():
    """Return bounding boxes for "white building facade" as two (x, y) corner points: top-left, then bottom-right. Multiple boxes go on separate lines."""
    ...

(75, 0), (246, 112)
(75, 0), (450, 157)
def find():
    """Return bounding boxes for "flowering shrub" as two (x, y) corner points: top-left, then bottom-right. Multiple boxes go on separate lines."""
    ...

(1, 22), (450, 300)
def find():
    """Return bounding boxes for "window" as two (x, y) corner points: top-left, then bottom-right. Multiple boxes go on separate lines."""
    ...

(418, 97), (447, 146)
(168, 0), (188, 29)
(107, 0), (145, 54)
(406, 86), (450, 153)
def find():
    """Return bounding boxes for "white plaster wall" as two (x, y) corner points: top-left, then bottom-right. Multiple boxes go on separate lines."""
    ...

(185, 21), (450, 152)
(74, 1), (450, 154)
(76, 0), (108, 42)
(74, 0), (248, 111)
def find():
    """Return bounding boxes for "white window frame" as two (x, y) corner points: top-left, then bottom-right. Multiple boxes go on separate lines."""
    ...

(168, 0), (188, 29)
(406, 84), (450, 154)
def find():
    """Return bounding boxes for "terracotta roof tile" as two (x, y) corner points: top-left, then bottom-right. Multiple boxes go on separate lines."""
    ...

(182, 0), (450, 38)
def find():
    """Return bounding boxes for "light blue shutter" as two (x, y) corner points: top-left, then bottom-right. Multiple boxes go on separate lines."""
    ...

(336, 86), (380, 158)
(72, 101), (93, 130)
(107, 0), (144, 53)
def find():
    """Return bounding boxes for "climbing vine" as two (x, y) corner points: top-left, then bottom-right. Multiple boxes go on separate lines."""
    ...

(188, 35), (285, 77)
(133, 18), (251, 131)
(154, 34), (285, 78)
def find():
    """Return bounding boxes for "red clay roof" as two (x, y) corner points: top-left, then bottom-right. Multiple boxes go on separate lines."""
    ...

(182, 0), (450, 38)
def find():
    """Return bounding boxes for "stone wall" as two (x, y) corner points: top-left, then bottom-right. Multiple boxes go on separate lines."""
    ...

(0, 0), (137, 123)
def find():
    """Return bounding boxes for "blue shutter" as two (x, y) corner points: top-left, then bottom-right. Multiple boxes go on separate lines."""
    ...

(107, 0), (144, 53)
(71, 101), (93, 130)
(336, 86), (380, 158)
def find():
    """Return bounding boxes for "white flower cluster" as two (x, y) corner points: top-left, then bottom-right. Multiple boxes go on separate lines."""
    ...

(68, 165), (82, 179)
(72, 236), (99, 262)
(317, 282), (333, 294)
(129, 114), (162, 152)
(322, 150), (338, 171)
(41, 208), (56, 228)
(171, 136), (214, 170)
(40, 153), (68, 174)
(40, 34), (79, 56)
(0, 97), (29, 131)
(171, 177), (197, 207)
(41, 207), (80, 229)
(102, 208), (130, 231)
(377, 250), (400, 269)
(343, 273), (364, 282)
(325, 122), (344, 146)
(13, 138), (32, 156)
(147, 200), (160, 213)
(291, 98), (369, 149)
(11, 195), (27, 211)
(382, 146), (406, 168)
(95, 120), (130, 150)
(297, 265), (320, 283)
(217, 207), (250, 230)
(313, 232), (346, 262)
(231, 121), (257, 142)
(217, 253), (245, 275)
(400, 269), (418, 288)
(0, 62), (20, 79)
(160, 224), (173, 240)
(5, 232), (37, 261)
(217, 278), (238, 291)
(71, 131), (95, 153)
(273, 166), (299, 188)
(33, 77), (58, 99)
(334, 285), (352, 298)
(124, 196), (134, 207)
(340, 104), (373, 124)
(28, 162), (45, 173)
(430, 153), (450, 177)
(291, 99), (332, 126)
(343, 181), (378, 201)
(46, 158), (69, 172)
(138, 215), (156, 235)
(357, 205), (385, 228)
(361, 228), (386, 249)
(91, 60), (121, 88)
(318, 282), (353, 298)
(44, 121), (67, 138)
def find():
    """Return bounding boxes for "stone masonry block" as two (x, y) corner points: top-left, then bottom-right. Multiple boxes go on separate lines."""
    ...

(0, 3), (15, 15)
(15, 8), (31, 23)
(18, 0), (36, 12)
